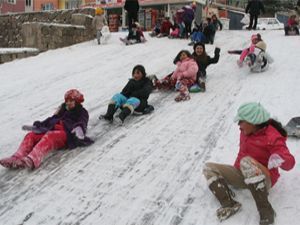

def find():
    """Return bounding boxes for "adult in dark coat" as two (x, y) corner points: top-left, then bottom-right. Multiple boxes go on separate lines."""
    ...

(124, 0), (140, 32)
(0, 89), (94, 170)
(245, 0), (265, 30)
(100, 65), (153, 124)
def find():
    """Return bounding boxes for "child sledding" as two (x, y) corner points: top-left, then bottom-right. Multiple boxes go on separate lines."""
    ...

(0, 89), (94, 170)
(228, 33), (273, 73)
(153, 50), (198, 102)
(120, 22), (146, 45)
(99, 65), (154, 124)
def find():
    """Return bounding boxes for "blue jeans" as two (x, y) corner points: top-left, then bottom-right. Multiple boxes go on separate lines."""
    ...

(112, 93), (140, 110)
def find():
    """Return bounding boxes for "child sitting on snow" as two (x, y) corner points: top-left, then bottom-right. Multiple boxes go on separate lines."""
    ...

(203, 102), (295, 224)
(190, 42), (220, 92)
(154, 50), (198, 102)
(99, 65), (153, 124)
(284, 14), (299, 35)
(228, 33), (272, 72)
(0, 89), (94, 170)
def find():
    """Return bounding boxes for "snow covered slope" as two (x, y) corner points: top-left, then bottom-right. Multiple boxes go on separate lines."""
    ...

(0, 30), (299, 225)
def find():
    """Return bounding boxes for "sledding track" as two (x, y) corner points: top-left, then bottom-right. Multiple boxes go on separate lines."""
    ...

(0, 31), (300, 225)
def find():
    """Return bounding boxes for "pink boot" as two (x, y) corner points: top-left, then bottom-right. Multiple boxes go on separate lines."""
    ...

(0, 156), (25, 169)
(21, 156), (34, 170)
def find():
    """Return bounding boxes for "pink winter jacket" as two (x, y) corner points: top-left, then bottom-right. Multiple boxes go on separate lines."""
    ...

(234, 125), (295, 187)
(171, 58), (198, 81)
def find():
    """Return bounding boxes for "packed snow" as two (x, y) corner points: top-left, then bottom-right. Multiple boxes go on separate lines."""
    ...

(0, 30), (299, 225)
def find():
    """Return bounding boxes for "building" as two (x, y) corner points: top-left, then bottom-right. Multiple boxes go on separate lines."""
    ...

(58, 0), (85, 9)
(81, 0), (207, 31)
(0, 0), (26, 14)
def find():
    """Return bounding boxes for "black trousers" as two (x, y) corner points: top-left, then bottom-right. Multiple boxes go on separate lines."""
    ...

(248, 14), (258, 29)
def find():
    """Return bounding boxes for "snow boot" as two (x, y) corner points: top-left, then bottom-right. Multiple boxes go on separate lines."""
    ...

(175, 92), (190, 102)
(116, 107), (132, 125)
(99, 104), (117, 122)
(21, 156), (35, 170)
(0, 156), (24, 169)
(208, 177), (242, 221)
(248, 180), (275, 225)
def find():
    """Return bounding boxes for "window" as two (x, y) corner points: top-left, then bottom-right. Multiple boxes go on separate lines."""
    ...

(41, 3), (54, 11)
(26, 0), (32, 6)
(7, 0), (16, 4)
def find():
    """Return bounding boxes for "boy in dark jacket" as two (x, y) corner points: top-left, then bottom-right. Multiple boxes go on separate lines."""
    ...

(0, 89), (93, 170)
(100, 65), (153, 124)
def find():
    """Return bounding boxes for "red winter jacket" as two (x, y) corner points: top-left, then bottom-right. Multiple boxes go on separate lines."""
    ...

(234, 125), (295, 186)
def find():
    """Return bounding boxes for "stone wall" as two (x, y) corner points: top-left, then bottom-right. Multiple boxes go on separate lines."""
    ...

(0, 48), (39, 64)
(0, 8), (96, 49)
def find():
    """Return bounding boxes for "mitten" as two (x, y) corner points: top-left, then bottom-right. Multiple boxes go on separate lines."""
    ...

(268, 154), (284, 169)
(72, 126), (84, 140)
(214, 47), (221, 55)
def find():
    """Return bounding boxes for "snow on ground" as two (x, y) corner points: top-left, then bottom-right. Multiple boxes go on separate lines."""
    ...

(0, 30), (299, 225)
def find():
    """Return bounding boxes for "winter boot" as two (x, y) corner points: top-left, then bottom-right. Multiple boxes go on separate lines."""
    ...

(0, 156), (24, 169)
(208, 177), (242, 221)
(116, 106), (132, 125)
(21, 156), (35, 170)
(248, 180), (275, 225)
(99, 104), (117, 122)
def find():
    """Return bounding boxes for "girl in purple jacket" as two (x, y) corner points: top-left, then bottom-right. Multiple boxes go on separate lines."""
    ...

(202, 102), (295, 225)
(0, 89), (93, 170)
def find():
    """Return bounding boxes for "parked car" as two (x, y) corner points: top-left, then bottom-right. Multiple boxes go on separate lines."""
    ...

(242, 17), (284, 30)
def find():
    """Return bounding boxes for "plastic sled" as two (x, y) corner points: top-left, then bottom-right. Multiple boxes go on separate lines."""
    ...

(284, 117), (300, 138)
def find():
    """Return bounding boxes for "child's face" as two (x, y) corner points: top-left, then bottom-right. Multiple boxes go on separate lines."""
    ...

(238, 121), (258, 136)
(195, 46), (204, 56)
(133, 69), (143, 81)
(65, 99), (76, 110)
(180, 52), (188, 61)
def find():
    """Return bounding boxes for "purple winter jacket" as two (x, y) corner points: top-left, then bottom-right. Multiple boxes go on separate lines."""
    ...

(32, 103), (94, 149)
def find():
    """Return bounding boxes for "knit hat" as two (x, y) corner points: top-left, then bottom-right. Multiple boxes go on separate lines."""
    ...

(95, 8), (104, 15)
(64, 89), (84, 104)
(234, 102), (270, 124)
(193, 42), (205, 51)
(132, 65), (146, 77)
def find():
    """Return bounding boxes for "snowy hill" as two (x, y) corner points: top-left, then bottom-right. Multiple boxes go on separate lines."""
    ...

(0, 30), (299, 225)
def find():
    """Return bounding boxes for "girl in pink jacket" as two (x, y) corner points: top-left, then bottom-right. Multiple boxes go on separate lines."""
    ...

(154, 50), (198, 102)
(203, 102), (295, 225)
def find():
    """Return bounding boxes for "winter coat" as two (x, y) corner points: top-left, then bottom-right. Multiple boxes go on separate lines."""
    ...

(32, 103), (94, 149)
(245, 0), (265, 16)
(182, 6), (194, 23)
(160, 20), (173, 35)
(121, 77), (153, 112)
(287, 18), (298, 27)
(211, 19), (223, 32)
(127, 30), (142, 42)
(234, 125), (295, 186)
(124, 0), (139, 14)
(92, 14), (107, 30)
(192, 47), (220, 78)
(171, 58), (198, 82)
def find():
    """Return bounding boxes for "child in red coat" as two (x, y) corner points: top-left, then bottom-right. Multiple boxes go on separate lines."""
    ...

(203, 102), (295, 225)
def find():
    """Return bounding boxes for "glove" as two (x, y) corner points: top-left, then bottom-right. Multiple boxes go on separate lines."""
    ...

(268, 154), (284, 169)
(72, 126), (84, 140)
(214, 47), (221, 55)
